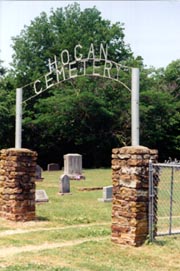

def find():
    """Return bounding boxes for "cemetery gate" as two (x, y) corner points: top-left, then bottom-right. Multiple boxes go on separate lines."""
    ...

(149, 161), (180, 241)
(15, 43), (140, 149)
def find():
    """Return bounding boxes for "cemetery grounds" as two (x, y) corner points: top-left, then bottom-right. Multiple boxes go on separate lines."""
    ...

(0, 169), (180, 271)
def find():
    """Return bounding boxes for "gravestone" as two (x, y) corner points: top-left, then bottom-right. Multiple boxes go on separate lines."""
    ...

(35, 165), (44, 181)
(63, 153), (85, 179)
(98, 185), (112, 202)
(35, 190), (49, 203)
(59, 174), (70, 195)
(47, 163), (60, 171)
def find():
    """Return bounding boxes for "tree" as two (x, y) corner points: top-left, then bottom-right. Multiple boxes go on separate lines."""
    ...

(10, 3), (135, 167)
(140, 89), (180, 161)
(164, 59), (180, 99)
(8, 3), (179, 167)
(11, 3), (132, 89)
(0, 61), (16, 149)
(0, 60), (6, 78)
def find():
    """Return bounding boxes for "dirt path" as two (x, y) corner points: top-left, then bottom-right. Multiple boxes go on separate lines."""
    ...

(0, 236), (109, 258)
(0, 222), (110, 258)
(0, 222), (110, 237)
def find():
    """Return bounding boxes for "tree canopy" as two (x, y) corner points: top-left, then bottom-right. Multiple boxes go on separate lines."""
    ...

(0, 3), (179, 167)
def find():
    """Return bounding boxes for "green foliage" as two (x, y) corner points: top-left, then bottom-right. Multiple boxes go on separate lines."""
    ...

(164, 59), (180, 98)
(0, 60), (6, 78)
(140, 89), (180, 160)
(0, 2), (179, 166)
(9, 3), (135, 167)
(11, 3), (132, 86)
(0, 71), (16, 149)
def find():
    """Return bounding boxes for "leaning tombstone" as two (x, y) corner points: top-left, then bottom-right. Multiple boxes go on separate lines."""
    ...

(98, 185), (112, 202)
(35, 190), (49, 203)
(59, 174), (71, 195)
(63, 153), (85, 180)
(35, 165), (44, 182)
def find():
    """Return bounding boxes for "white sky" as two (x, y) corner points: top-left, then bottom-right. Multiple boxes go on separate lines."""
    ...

(0, 0), (180, 69)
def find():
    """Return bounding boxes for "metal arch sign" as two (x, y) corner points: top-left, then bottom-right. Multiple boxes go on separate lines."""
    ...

(15, 43), (140, 149)
(33, 43), (131, 96)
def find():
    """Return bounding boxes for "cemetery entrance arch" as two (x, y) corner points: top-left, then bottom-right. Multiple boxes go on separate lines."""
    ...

(15, 43), (139, 148)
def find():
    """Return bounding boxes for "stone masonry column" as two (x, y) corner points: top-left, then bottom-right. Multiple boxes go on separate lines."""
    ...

(111, 146), (158, 246)
(0, 148), (37, 221)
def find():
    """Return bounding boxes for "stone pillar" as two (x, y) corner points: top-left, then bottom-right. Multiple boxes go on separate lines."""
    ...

(0, 148), (37, 221)
(111, 146), (158, 246)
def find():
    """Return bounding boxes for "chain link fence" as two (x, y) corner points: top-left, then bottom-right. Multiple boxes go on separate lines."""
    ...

(149, 161), (180, 241)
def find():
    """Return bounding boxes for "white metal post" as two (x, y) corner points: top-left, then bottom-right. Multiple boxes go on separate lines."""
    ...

(131, 68), (140, 146)
(15, 88), (22, 148)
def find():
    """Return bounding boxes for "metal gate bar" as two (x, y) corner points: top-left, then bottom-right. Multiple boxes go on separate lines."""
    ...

(169, 166), (174, 235)
(148, 160), (154, 242)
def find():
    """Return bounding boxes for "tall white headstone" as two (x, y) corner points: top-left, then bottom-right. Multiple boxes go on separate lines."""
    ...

(63, 153), (85, 180)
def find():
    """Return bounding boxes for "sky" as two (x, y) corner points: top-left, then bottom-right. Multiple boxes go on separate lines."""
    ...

(0, 0), (180, 69)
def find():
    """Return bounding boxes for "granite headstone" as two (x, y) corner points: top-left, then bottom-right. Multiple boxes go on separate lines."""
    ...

(35, 165), (44, 181)
(47, 163), (60, 171)
(35, 190), (49, 203)
(63, 153), (85, 179)
(59, 174), (70, 194)
(98, 185), (112, 202)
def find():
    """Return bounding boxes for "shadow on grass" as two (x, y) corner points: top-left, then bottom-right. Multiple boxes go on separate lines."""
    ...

(150, 239), (167, 246)
(35, 216), (50, 222)
(147, 236), (179, 246)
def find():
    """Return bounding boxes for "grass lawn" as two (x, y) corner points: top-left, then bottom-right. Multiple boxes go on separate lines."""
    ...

(0, 169), (180, 271)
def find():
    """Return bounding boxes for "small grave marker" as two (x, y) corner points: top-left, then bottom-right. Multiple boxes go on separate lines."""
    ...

(35, 165), (44, 182)
(98, 185), (112, 202)
(47, 163), (60, 171)
(59, 174), (71, 195)
(35, 190), (49, 203)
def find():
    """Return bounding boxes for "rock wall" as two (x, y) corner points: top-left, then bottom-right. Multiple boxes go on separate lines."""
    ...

(0, 148), (37, 221)
(111, 146), (158, 246)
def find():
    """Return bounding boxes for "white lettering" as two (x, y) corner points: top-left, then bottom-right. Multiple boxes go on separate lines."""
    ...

(104, 60), (113, 78)
(74, 44), (83, 61)
(48, 55), (58, 72)
(88, 43), (95, 59)
(34, 80), (43, 94)
(115, 63), (121, 80)
(100, 43), (108, 60)
(56, 66), (66, 82)
(31, 43), (125, 97)
(45, 72), (54, 89)
(69, 61), (77, 78)
(61, 49), (70, 65)
(80, 59), (88, 75)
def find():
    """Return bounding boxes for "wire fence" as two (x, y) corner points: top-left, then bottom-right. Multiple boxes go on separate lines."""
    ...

(149, 162), (180, 240)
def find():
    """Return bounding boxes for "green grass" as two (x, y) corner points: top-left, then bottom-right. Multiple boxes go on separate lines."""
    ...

(0, 169), (180, 270)
(1, 237), (180, 271)
(0, 225), (110, 247)
(35, 168), (112, 226)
